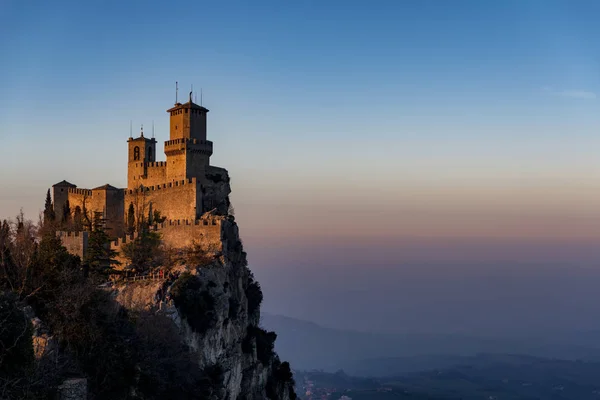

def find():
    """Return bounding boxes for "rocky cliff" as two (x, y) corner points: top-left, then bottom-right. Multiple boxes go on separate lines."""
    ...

(113, 215), (296, 400)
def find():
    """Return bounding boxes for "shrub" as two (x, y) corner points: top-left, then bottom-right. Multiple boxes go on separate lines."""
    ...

(266, 360), (297, 400)
(170, 273), (217, 334)
(183, 240), (219, 267)
(242, 326), (276, 365)
(245, 276), (263, 317)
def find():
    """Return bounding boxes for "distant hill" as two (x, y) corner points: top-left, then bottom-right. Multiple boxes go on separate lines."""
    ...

(296, 354), (600, 400)
(262, 313), (600, 376)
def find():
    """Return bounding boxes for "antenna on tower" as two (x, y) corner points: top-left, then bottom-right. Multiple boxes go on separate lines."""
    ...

(175, 81), (179, 104)
(200, 88), (203, 106)
(129, 120), (132, 138)
(152, 120), (155, 138)
(140, 124), (144, 137)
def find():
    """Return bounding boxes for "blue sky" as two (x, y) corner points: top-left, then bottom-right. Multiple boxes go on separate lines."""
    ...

(2, 0), (600, 243)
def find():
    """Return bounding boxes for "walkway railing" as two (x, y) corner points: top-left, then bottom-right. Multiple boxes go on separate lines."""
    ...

(110, 270), (168, 283)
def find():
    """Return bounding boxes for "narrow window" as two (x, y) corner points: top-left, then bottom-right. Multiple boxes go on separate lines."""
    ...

(134, 146), (140, 161)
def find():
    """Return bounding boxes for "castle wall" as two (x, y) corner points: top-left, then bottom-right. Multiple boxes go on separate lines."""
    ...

(145, 162), (167, 185)
(66, 189), (92, 220)
(66, 188), (125, 238)
(128, 162), (168, 189)
(109, 216), (224, 268)
(124, 178), (201, 222)
(57, 231), (88, 260)
(158, 218), (222, 249)
(105, 189), (125, 237)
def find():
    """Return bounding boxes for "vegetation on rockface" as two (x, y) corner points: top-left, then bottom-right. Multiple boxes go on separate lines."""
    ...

(170, 272), (218, 334)
(183, 240), (220, 267)
(133, 312), (225, 399)
(267, 360), (297, 400)
(242, 326), (277, 365)
(245, 272), (263, 318)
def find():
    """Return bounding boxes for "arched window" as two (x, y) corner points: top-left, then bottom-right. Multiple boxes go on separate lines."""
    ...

(134, 146), (140, 161)
(147, 147), (153, 161)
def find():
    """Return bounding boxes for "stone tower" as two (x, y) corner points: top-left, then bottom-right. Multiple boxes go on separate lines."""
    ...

(127, 127), (157, 189)
(165, 92), (213, 181)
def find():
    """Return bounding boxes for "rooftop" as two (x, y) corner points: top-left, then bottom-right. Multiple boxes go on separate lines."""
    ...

(53, 180), (76, 187)
(167, 100), (209, 113)
(92, 184), (120, 191)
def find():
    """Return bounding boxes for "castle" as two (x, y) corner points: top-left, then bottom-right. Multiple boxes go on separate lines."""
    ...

(54, 91), (232, 262)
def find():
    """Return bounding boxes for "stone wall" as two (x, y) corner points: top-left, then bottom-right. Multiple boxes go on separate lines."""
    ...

(57, 231), (88, 259)
(104, 188), (125, 237)
(145, 162), (168, 186)
(124, 178), (201, 222)
(128, 161), (168, 189)
(109, 215), (224, 267)
(65, 187), (124, 238)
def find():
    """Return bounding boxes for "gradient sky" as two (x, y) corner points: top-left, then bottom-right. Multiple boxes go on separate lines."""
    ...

(3, 0), (600, 333)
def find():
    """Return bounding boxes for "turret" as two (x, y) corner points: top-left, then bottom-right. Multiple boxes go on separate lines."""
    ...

(127, 126), (157, 188)
(52, 180), (76, 221)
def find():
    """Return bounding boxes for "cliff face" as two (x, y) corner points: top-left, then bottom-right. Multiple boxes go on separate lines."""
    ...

(113, 216), (295, 400)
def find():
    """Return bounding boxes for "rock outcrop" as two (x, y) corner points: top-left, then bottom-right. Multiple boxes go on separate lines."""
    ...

(113, 215), (296, 400)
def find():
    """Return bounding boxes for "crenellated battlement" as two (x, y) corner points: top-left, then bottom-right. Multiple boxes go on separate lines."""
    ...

(57, 231), (88, 238)
(126, 177), (199, 194)
(56, 231), (89, 259)
(164, 138), (212, 146)
(68, 188), (92, 196)
(158, 217), (220, 228)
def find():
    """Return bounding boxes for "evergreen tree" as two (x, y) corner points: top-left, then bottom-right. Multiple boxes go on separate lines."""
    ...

(73, 206), (83, 231)
(152, 209), (166, 228)
(43, 189), (55, 224)
(122, 207), (162, 271)
(61, 199), (71, 227)
(84, 212), (120, 276)
(0, 219), (15, 290)
(121, 229), (161, 272)
(127, 203), (135, 235)
(147, 202), (153, 226)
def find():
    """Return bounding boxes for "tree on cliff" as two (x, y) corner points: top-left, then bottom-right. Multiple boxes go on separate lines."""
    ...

(84, 212), (120, 276)
(43, 189), (55, 225)
(127, 203), (135, 234)
(121, 228), (161, 272)
(122, 203), (164, 271)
